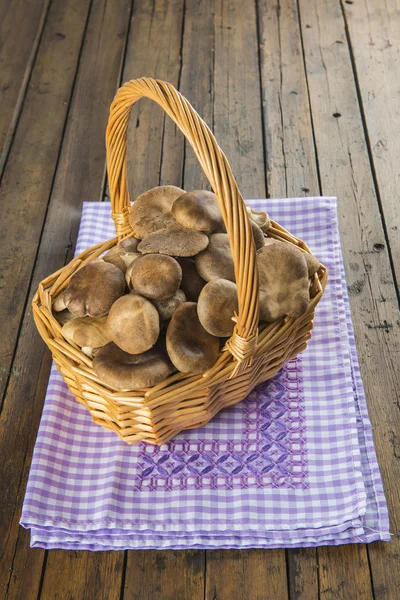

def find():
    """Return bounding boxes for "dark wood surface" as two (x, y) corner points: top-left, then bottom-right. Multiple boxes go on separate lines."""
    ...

(0, 1), (399, 598)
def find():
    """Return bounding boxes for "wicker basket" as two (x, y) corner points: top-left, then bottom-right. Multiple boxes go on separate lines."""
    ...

(32, 78), (327, 445)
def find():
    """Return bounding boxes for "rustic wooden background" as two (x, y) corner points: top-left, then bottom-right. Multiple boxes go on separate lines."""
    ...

(1, 0), (399, 598)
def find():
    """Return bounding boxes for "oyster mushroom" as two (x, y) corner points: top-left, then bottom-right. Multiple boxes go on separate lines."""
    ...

(62, 316), (111, 348)
(171, 190), (224, 232)
(52, 292), (67, 312)
(177, 257), (206, 301)
(197, 279), (239, 337)
(64, 259), (126, 318)
(128, 185), (185, 239)
(153, 289), (186, 321)
(257, 244), (310, 322)
(106, 293), (159, 354)
(194, 233), (235, 282)
(246, 205), (271, 231)
(251, 221), (266, 250)
(93, 342), (171, 389)
(137, 225), (209, 257)
(166, 302), (219, 372)
(103, 237), (141, 273)
(128, 254), (182, 300)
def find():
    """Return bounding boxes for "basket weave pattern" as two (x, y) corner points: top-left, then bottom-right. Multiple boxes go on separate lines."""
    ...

(32, 78), (327, 445)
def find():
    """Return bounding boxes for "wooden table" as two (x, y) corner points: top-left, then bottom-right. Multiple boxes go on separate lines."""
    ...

(1, 0), (399, 598)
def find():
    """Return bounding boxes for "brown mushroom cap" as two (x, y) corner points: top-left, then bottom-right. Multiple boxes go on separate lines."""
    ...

(119, 236), (140, 253)
(195, 233), (235, 282)
(166, 302), (219, 372)
(246, 205), (270, 230)
(128, 185), (185, 239)
(153, 289), (186, 321)
(62, 316), (111, 348)
(177, 257), (206, 301)
(102, 245), (128, 273)
(93, 342), (170, 390)
(171, 190), (224, 232)
(64, 260), (126, 318)
(304, 252), (320, 277)
(106, 293), (160, 354)
(53, 292), (67, 312)
(54, 308), (75, 325)
(138, 225), (209, 257)
(128, 254), (182, 300)
(251, 221), (266, 250)
(197, 279), (239, 337)
(257, 244), (310, 322)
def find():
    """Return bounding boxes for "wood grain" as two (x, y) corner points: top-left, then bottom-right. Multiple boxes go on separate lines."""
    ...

(299, 0), (400, 598)
(123, 551), (205, 600)
(318, 545), (373, 600)
(343, 0), (400, 289)
(125, 0), (185, 202)
(0, 0), (92, 406)
(0, 0), (131, 596)
(0, 0), (50, 169)
(206, 550), (288, 600)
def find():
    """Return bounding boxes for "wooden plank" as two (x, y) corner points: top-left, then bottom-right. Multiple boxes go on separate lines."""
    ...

(180, 0), (215, 191)
(318, 545), (373, 600)
(204, 1), (289, 597)
(257, 1), (320, 596)
(0, 0), (131, 596)
(0, 0), (50, 169)
(125, 0), (185, 201)
(257, 0), (319, 200)
(0, 0), (92, 406)
(298, 0), (400, 598)
(41, 551), (125, 600)
(343, 0), (400, 289)
(123, 551), (204, 600)
(206, 550), (288, 600)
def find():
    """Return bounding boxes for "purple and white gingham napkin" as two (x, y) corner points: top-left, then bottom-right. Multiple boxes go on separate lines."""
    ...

(21, 198), (390, 550)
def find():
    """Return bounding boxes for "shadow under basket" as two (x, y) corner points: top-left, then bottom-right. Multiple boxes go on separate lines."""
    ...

(32, 78), (328, 446)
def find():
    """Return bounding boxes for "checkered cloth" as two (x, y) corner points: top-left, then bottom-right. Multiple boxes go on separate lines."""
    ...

(21, 198), (390, 549)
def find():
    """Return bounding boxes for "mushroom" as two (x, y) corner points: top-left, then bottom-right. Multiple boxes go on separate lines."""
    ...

(171, 190), (224, 232)
(246, 206), (271, 231)
(129, 185), (185, 239)
(197, 279), (239, 337)
(137, 225), (209, 257)
(93, 342), (171, 389)
(103, 237), (141, 273)
(251, 221), (266, 250)
(166, 302), (219, 372)
(54, 308), (75, 325)
(304, 252), (320, 277)
(52, 292), (67, 312)
(106, 293), (159, 354)
(128, 254), (182, 300)
(102, 245), (128, 273)
(194, 233), (235, 282)
(257, 244), (310, 322)
(119, 237), (140, 253)
(153, 289), (186, 320)
(62, 316), (111, 348)
(177, 257), (206, 301)
(64, 259), (126, 318)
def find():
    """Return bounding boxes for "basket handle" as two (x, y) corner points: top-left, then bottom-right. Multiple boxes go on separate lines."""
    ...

(106, 78), (259, 373)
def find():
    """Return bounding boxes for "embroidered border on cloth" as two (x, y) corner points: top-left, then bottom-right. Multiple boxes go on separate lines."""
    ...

(135, 357), (308, 491)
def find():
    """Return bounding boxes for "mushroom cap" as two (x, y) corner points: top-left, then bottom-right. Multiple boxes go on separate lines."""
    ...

(153, 289), (186, 320)
(53, 292), (67, 312)
(102, 245), (128, 273)
(128, 185), (185, 239)
(138, 225), (209, 257)
(246, 205), (270, 230)
(257, 244), (310, 322)
(64, 260), (126, 318)
(166, 302), (219, 372)
(195, 233), (235, 282)
(171, 190), (224, 232)
(128, 254), (182, 300)
(251, 221), (266, 250)
(118, 236), (140, 252)
(106, 293), (160, 354)
(62, 316), (111, 348)
(93, 342), (170, 390)
(177, 257), (206, 301)
(304, 252), (320, 277)
(54, 308), (75, 325)
(197, 279), (239, 337)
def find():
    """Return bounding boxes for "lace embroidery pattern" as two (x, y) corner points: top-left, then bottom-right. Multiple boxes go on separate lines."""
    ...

(135, 358), (307, 491)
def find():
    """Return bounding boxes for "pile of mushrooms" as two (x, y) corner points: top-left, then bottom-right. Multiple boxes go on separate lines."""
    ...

(53, 186), (320, 390)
